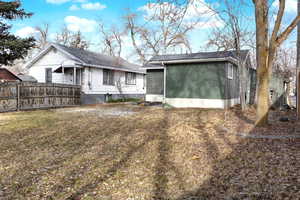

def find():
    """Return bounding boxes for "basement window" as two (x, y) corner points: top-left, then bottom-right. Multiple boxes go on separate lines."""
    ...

(228, 63), (233, 79)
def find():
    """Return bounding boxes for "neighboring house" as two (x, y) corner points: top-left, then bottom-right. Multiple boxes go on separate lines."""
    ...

(0, 68), (21, 82)
(144, 50), (256, 109)
(25, 43), (146, 104)
(270, 73), (286, 107)
(17, 73), (37, 83)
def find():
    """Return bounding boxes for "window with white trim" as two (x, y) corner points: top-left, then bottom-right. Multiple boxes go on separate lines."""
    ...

(228, 63), (233, 79)
(103, 69), (114, 85)
(125, 72), (136, 85)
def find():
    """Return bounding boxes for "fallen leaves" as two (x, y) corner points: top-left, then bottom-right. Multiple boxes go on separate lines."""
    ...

(0, 105), (299, 199)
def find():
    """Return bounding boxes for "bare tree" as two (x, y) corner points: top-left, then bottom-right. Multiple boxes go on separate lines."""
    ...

(273, 47), (296, 105)
(99, 23), (123, 57)
(55, 26), (90, 49)
(206, 0), (255, 111)
(297, 0), (300, 118)
(70, 31), (89, 50)
(54, 25), (72, 46)
(35, 23), (50, 50)
(124, 0), (204, 63)
(253, 0), (300, 126)
(124, 12), (147, 63)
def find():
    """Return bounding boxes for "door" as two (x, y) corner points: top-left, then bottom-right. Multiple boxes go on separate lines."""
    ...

(45, 68), (52, 83)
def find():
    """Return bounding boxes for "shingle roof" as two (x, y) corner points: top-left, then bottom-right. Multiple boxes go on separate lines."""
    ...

(17, 74), (37, 82)
(0, 68), (22, 81)
(147, 50), (252, 68)
(52, 43), (145, 74)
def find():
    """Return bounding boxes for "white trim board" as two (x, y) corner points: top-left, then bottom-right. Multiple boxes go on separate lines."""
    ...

(165, 98), (240, 108)
(146, 94), (164, 102)
(150, 57), (238, 65)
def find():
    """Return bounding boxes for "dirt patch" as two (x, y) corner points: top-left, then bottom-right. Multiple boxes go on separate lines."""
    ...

(56, 104), (141, 117)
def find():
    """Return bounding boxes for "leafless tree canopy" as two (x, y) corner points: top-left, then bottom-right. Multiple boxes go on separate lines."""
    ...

(55, 26), (90, 50)
(123, 1), (198, 63)
(99, 23), (124, 58)
(35, 23), (50, 50)
(274, 47), (296, 77)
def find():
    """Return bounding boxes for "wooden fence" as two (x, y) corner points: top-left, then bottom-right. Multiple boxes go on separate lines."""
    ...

(0, 82), (81, 112)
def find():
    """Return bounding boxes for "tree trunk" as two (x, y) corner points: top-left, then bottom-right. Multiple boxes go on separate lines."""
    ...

(286, 81), (291, 105)
(254, 0), (270, 126)
(256, 65), (270, 126)
(297, 0), (300, 119)
(239, 59), (246, 110)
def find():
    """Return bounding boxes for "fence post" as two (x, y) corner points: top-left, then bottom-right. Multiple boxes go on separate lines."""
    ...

(17, 83), (20, 111)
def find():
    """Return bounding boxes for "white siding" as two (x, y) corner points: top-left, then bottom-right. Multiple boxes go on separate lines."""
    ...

(28, 47), (145, 95)
(28, 47), (76, 84)
(82, 68), (145, 95)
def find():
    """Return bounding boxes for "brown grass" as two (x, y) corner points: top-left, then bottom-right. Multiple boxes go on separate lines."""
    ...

(0, 105), (299, 200)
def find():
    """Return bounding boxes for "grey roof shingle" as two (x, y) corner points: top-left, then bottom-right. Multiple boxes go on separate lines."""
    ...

(147, 50), (252, 68)
(52, 43), (145, 73)
(17, 74), (37, 82)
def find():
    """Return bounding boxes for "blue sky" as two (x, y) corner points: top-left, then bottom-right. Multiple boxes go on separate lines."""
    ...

(9, 0), (300, 61)
(12, 0), (145, 34)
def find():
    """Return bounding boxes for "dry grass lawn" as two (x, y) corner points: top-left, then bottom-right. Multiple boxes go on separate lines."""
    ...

(0, 104), (299, 200)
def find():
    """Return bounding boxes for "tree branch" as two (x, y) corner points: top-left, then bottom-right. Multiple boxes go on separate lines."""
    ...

(270, 0), (285, 48)
(276, 15), (300, 45)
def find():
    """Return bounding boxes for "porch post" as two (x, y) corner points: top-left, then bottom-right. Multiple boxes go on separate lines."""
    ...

(62, 66), (65, 84)
(79, 69), (82, 85)
(73, 67), (76, 85)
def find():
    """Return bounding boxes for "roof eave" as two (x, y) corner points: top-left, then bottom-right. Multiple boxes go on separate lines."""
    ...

(77, 63), (146, 74)
(24, 44), (53, 69)
(144, 67), (164, 70)
(149, 57), (238, 65)
(24, 43), (85, 69)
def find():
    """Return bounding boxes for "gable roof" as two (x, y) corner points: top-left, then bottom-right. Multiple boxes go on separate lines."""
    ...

(146, 50), (253, 69)
(25, 43), (145, 74)
(0, 68), (22, 81)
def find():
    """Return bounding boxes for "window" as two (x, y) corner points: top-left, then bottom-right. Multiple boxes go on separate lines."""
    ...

(103, 69), (114, 85)
(125, 72), (136, 85)
(228, 63), (233, 79)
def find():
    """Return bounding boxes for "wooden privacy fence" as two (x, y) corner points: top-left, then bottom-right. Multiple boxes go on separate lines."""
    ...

(0, 82), (81, 112)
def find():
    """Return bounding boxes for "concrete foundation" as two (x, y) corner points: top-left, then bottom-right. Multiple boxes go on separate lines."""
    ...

(81, 93), (145, 105)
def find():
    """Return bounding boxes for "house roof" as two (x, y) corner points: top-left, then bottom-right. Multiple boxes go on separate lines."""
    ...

(25, 43), (146, 74)
(0, 68), (22, 81)
(17, 74), (37, 82)
(146, 50), (253, 69)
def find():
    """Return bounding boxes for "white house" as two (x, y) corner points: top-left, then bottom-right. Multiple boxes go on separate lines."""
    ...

(25, 43), (146, 104)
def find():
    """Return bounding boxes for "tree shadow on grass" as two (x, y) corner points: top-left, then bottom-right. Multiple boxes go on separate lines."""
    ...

(2, 107), (299, 199)
(173, 110), (300, 200)
(152, 110), (187, 200)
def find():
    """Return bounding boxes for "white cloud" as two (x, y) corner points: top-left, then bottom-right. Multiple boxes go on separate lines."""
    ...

(69, 4), (80, 11)
(81, 2), (106, 10)
(272, 0), (297, 13)
(46, 0), (87, 4)
(46, 0), (70, 4)
(15, 26), (37, 38)
(64, 16), (97, 32)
